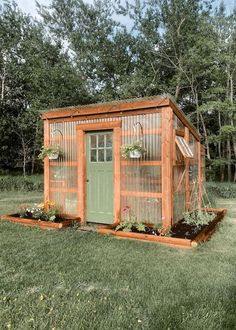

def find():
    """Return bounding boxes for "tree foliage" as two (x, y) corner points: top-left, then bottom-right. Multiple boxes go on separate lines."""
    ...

(0, 0), (235, 180)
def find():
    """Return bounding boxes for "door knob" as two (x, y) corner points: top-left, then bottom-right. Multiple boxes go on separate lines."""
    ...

(86, 179), (89, 182)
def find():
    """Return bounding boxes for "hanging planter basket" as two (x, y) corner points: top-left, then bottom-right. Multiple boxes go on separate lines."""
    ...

(38, 145), (61, 161)
(121, 122), (146, 159)
(48, 152), (60, 160)
(129, 149), (142, 159)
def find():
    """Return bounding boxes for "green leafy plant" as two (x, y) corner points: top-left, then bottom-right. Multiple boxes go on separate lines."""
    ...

(183, 210), (215, 229)
(115, 221), (146, 232)
(19, 201), (62, 222)
(0, 175), (43, 191)
(153, 224), (172, 236)
(206, 182), (236, 199)
(121, 141), (146, 159)
(116, 205), (146, 232)
(38, 145), (61, 160)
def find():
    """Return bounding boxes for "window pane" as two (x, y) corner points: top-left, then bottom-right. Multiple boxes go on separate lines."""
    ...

(98, 135), (104, 147)
(106, 134), (112, 147)
(98, 149), (104, 162)
(90, 149), (97, 162)
(106, 148), (112, 161)
(90, 135), (97, 148)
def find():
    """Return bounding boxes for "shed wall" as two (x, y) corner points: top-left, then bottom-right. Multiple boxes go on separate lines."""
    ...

(48, 112), (162, 224)
(172, 115), (200, 223)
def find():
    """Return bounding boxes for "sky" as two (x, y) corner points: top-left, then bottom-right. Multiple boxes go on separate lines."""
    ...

(13, 0), (236, 18)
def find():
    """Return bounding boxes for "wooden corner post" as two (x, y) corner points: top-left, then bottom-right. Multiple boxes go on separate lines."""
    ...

(184, 127), (190, 210)
(161, 107), (173, 228)
(44, 119), (50, 203)
(197, 142), (203, 209)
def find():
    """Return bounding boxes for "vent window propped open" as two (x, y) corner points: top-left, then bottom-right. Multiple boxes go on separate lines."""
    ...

(175, 136), (193, 159)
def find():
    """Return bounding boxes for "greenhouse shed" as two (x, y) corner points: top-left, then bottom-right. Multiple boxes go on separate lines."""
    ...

(42, 96), (204, 229)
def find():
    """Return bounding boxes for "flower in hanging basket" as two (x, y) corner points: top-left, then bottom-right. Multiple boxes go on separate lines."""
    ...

(121, 141), (146, 159)
(38, 145), (61, 160)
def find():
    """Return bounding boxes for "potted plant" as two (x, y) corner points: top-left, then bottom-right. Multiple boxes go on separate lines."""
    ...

(38, 145), (61, 160)
(121, 141), (146, 159)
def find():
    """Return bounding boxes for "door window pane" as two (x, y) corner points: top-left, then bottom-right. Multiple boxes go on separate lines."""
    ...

(98, 149), (104, 162)
(89, 132), (113, 163)
(98, 135), (105, 147)
(90, 149), (97, 162)
(106, 134), (112, 147)
(90, 135), (97, 148)
(106, 148), (112, 161)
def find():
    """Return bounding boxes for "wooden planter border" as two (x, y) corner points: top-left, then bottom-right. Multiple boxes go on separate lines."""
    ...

(97, 208), (226, 248)
(0, 214), (75, 229)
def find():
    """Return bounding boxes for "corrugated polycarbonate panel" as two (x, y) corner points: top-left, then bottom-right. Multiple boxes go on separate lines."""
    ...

(121, 114), (161, 160)
(173, 165), (186, 223)
(189, 133), (199, 210)
(49, 121), (78, 214)
(173, 114), (184, 130)
(173, 193), (185, 223)
(120, 113), (162, 224)
(121, 196), (162, 225)
(48, 111), (162, 221)
(121, 166), (161, 193)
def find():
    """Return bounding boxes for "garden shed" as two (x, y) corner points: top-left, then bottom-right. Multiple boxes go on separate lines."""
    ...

(42, 96), (204, 229)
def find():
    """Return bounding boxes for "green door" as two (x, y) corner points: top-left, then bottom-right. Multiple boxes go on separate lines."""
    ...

(86, 131), (114, 223)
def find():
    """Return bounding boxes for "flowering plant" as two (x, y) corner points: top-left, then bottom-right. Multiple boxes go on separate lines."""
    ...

(38, 145), (61, 160)
(19, 200), (62, 222)
(121, 141), (146, 159)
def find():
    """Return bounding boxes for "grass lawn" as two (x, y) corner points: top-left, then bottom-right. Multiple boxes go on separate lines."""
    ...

(0, 192), (236, 329)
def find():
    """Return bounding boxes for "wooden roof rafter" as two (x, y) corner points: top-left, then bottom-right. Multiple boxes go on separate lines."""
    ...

(42, 95), (201, 141)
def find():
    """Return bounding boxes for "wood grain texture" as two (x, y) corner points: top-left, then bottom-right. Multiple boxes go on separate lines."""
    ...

(46, 108), (162, 123)
(161, 106), (173, 228)
(0, 215), (74, 229)
(44, 120), (50, 204)
(121, 160), (161, 166)
(197, 141), (202, 209)
(121, 191), (162, 198)
(76, 121), (121, 131)
(184, 127), (190, 210)
(42, 97), (169, 119)
(77, 129), (86, 224)
(114, 126), (121, 224)
(175, 129), (185, 137)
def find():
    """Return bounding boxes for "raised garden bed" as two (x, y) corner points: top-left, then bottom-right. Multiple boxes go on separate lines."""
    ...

(0, 214), (75, 229)
(97, 208), (226, 248)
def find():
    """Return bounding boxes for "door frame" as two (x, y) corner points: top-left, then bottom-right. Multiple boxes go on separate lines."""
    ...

(76, 120), (121, 224)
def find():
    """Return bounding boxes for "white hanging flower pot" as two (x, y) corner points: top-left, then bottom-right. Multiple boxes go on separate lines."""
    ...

(38, 145), (61, 161)
(129, 150), (142, 159)
(48, 152), (60, 160)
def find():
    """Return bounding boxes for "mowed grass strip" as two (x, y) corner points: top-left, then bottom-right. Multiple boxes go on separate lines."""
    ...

(0, 191), (43, 216)
(0, 192), (236, 330)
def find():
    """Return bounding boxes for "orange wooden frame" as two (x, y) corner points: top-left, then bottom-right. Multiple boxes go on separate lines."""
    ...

(161, 107), (173, 228)
(42, 96), (200, 142)
(43, 96), (205, 229)
(76, 121), (121, 224)
(44, 119), (50, 203)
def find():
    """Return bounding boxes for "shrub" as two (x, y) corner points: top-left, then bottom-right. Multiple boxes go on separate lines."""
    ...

(183, 210), (215, 229)
(0, 175), (43, 192)
(205, 182), (236, 199)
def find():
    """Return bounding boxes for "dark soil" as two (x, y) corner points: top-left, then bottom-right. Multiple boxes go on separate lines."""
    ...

(13, 213), (64, 223)
(171, 220), (206, 240)
(118, 221), (210, 240)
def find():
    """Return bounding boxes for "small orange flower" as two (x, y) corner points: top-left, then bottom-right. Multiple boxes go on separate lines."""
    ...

(44, 200), (56, 210)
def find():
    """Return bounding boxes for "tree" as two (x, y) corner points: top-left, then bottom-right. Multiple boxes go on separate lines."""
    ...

(0, 0), (91, 173)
